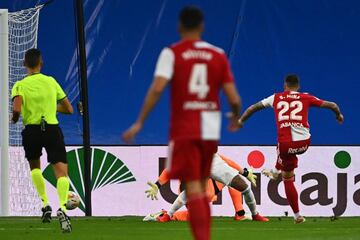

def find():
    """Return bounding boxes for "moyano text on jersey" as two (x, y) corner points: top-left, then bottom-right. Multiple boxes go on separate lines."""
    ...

(154, 40), (234, 141)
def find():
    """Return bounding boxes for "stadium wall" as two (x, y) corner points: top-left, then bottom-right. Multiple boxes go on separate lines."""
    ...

(35, 146), (360, 217)
(1, 0), (359, 145)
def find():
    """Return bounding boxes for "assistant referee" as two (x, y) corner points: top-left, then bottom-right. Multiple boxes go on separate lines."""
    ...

(11, 48), (73, 233)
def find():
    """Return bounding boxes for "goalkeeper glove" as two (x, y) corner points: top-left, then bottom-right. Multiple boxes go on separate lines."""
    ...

(145, 181), (159, 200)
(241, 167), (257, 187)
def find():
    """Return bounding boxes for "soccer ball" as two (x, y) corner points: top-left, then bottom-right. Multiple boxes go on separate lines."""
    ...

(66, 191), (80, 210)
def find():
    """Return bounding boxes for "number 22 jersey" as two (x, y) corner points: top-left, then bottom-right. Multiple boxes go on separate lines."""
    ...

(261, 91), (324, 143)
(154, 40), (234, 141)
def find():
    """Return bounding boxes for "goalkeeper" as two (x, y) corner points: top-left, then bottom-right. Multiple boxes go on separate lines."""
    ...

(144, 153), (268, 222)
(11, 49), (73, 233)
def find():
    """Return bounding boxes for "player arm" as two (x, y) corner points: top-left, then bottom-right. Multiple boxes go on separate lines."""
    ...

(223, 82), (242, 118)
(320, 101), (344, 123)
(220, 155), (257, 187)
(135, 47), (173, 128)
(135, 77), (168, 127)
(57, 97), (74, 114)
(122, 78), (168, 143)
(122, 48), (173, 143)
(238, 101), (266, 125)
(54, 79), (73, 114)
(145, 169), (170, 200)
(11, 96), (22, 123)
(221, 54), (242, 124)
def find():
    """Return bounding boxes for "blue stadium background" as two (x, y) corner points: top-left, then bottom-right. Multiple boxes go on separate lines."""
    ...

(2, 0), (359, 145)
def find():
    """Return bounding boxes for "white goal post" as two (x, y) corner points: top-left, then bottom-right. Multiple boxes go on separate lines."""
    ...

(0, 9), (9, 216)
(0, 5), (44, 216)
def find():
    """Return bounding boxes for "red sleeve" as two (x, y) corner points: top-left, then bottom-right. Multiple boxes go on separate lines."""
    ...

(219, 155), (241, 171)
(158, 169), (170, 185)
(309, 94), (324, 107)
(222, 54), (234, 84)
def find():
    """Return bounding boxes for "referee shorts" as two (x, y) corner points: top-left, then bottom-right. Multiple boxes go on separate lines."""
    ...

(21, 124), (67, 164)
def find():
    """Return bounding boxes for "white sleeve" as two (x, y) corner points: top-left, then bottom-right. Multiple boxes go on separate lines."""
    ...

(261, 94), (275, 108)
(154, 47), (175, 80)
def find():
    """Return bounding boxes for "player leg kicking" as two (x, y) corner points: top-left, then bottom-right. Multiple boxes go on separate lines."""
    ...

(144, 153), (268, 222)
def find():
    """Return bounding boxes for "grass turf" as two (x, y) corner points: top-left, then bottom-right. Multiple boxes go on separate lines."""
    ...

(0, 217), (359, 240)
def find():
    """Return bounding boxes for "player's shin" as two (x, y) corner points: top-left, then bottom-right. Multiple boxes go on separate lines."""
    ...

(230, 176), (257, 215)
(283, 175), (300, 218)
(168, 191), (187, 217)
(31, 168), (49, 207)
(57, 176), (70, 212)
(228, 188), (243, 213)
(241, 186), (257, 216)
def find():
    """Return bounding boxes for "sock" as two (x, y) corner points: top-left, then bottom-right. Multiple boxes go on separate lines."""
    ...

(228, 187), (243, 213)
(57, 176), (70, 212)
(187, 193), (210, 240)
(203, 195), (210, 237)
(283, 176), (300, 216)
(236, 210), (245, 216)
(31, 168), (49, 207)
(242, 186), (257, 216)
(168, 191), (187, 217)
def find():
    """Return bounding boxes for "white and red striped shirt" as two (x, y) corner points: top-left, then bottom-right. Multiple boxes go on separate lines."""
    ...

(154, 40), (234, 141)
(261, 91), (324, 142)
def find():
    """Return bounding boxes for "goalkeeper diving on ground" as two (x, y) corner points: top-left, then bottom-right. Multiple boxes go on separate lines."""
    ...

(143, 153), (268, 222)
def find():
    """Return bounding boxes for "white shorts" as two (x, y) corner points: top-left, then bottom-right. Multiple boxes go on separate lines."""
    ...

(210, 153), (239, 186)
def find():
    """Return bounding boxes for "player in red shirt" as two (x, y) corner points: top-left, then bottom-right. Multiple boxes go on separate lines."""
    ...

(238, 74), (344, 224)
(122, 6), (241, 240)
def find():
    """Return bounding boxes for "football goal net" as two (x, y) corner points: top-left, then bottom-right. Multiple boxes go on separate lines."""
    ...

(0, 5), (44, 216)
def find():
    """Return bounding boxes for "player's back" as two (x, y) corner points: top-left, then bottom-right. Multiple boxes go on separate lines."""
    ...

(267, 91), (323, 142)
(13, 73), (62, 125)
(167, 40), (233, 141)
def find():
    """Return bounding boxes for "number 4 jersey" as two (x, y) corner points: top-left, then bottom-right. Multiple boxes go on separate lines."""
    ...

(154, 40), (234, 141)
(261, 91), (324, 143)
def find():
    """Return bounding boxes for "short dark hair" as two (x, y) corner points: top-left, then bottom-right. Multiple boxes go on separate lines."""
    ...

(179, 6), (204, 30)
(24, 48), (42, 68)
(285, 74), (300, 88)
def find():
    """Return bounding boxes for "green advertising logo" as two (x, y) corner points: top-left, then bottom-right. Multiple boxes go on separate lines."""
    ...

(334, 150), (352, 169)
(43, 148), (136, 212)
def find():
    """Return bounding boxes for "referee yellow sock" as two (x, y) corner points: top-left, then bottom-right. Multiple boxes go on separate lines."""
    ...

(57, 176), (70, 212)
(30, 168), (49, 207)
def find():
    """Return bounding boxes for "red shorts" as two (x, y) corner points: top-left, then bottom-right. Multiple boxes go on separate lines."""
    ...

(275, 139), (310, 171)
(167, 139), (218, 181)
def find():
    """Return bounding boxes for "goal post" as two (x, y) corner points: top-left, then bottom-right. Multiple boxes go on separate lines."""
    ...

(0, 5), (44, 216)
(0, 8), (9, 216)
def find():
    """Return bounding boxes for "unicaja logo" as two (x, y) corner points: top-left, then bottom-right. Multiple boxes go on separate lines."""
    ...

(158, 149), (360, 216)
(251, 150), (359, 216)
(43, 148), (136, 212)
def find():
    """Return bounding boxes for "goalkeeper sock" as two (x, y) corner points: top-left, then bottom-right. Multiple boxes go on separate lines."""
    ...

(283, 176), (299, 216)
(242, 186), (257, 215)
(31, 168), (49, 207)
(57, 176), (70, 212)
(168, 191), (186, 217)
(228, 187), (243, 212)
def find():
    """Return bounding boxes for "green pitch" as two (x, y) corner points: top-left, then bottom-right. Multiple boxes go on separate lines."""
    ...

(0, 217), (359, 240)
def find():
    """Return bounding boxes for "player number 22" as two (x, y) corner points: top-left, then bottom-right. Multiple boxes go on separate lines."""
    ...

(189, 64), (209, 99)
(277, 101), (303, 121)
